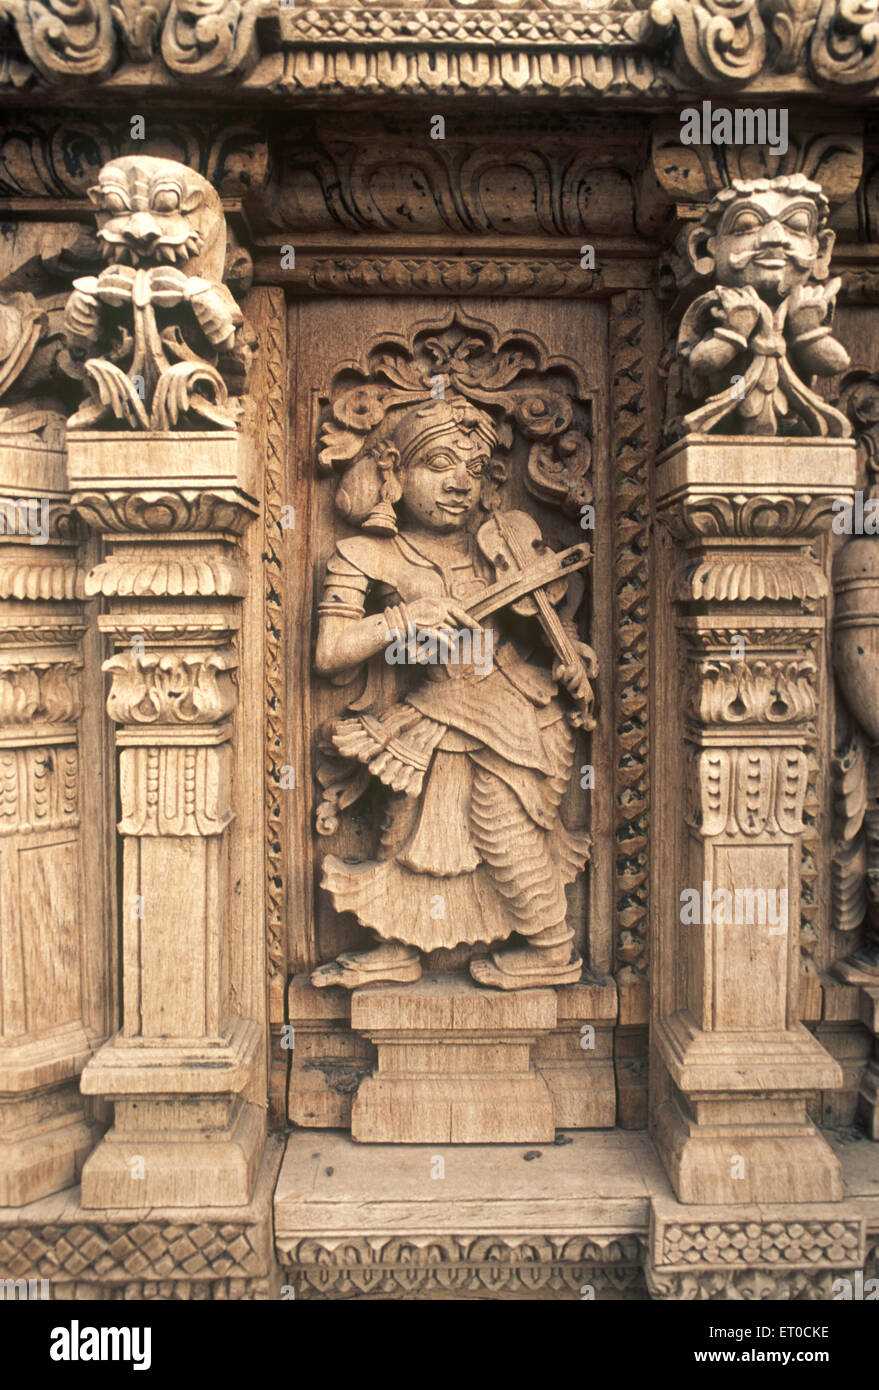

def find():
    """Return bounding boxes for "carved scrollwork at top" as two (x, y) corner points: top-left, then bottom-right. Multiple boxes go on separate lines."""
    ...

(811, 0), (879, 85)
(647, 0), (879, 87)
(161, 0), (265, 78)
(1, 0), (879, 92)
(103, 649), (237, 725)
(0, 0), (265, 85)
(9, 0), (119, 83)
(317, 308), (595, 518)
(647, 0), (767, 83)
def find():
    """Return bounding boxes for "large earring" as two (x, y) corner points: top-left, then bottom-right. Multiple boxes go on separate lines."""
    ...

(364, 445), (401, 535)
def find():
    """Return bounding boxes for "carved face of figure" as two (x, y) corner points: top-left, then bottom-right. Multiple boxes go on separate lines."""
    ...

(400, 433), (487, 532)
(711, 190), (830, 298)
(87, 156), (226, 280)
(687, 179), (835, 303)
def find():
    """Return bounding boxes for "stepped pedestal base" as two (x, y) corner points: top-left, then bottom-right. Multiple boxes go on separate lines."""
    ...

(351, 974), (557, 1143)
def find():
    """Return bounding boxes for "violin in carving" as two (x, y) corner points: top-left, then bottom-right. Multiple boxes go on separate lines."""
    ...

(472, 509), (596, 730)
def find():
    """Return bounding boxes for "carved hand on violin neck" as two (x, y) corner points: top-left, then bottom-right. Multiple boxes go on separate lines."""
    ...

(552, 639), (598, 700)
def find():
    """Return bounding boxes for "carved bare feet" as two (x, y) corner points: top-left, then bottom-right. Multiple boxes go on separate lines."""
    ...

(311, 941), (422, 990)
(470, 946), (582, 991)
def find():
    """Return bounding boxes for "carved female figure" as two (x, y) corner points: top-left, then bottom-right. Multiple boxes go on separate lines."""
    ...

(311, 393), (596, 991)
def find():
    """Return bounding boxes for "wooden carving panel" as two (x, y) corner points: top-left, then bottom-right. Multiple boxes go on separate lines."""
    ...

(286, 298), (612, 982)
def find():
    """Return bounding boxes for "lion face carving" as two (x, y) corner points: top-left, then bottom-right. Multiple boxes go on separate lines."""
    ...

(88, 156), (227, 281)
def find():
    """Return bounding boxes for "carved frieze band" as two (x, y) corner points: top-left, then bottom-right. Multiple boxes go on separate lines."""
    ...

(0, 1), (874, 96)
(0, 1213), (267, 1282)
(278, 1234), (645, 1299)
(653, 1215), (865, 1269)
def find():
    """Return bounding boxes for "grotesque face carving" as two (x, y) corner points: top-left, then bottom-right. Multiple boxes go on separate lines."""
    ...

(88, 156), (226, 280)
(687, 176), (834, 302)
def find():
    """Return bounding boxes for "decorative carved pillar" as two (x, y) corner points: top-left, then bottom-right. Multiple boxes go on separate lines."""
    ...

(652, 173), (858, 1204)
(0, 420), (102, 1203)
(65, 156), (264, 1208)
(830, 375), (879, 1139)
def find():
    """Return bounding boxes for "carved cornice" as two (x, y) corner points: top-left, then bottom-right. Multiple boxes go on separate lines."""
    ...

(0, 0), (877, 99)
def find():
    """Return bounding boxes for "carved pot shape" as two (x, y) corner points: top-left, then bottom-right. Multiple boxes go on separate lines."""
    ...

(834, 536), (879, 743)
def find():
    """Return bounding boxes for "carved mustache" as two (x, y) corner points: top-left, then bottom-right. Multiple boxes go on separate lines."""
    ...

(728, 245), (814, 270)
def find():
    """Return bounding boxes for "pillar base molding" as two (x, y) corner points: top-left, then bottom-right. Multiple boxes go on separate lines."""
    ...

(0, 1027), (100, 1206)
(656, 1013), (843, 1094)
(654, 1096), (844, 1206)
(80, 1017), (260, 1096)
(654, 1012), (844, 1203)
(79, 1018), (264, 1209)
(0, 1085), (99, 1208)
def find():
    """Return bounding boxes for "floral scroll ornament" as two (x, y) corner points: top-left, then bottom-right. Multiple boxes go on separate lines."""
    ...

(64, 155), (245, 431)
